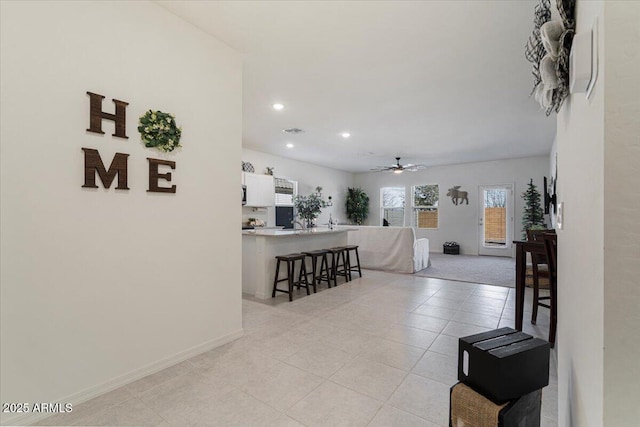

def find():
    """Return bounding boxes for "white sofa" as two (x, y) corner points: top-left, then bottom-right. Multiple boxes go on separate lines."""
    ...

(339, 226), (430, 274)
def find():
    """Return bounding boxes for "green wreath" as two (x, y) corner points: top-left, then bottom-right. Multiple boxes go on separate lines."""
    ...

(138, 110), (182, 153)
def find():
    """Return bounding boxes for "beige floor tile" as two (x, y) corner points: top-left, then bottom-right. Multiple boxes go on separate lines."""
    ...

(388, 374), (450, 426)
(473, 288), (509, 300)
(542, 385), (559, 420)
(190, 389), (281, 426)
(422, 296), (463, 310)
(318, 327), (377, 354)
(330, 356), (408, 401)
(464, 295), (507, 309)
(358, 338), (425, 371)
(432, 288), (473, 301)
(199, 351), (280, 387)
(368, 405), (440, 427)
(451, 310), (500, 329)
(33, 387), (134, 426)
(137, 371), (236, 426)
(412, 304), (458, 320)
(240, 362), (324, 411)
(399, 313), (449, 333)
(72, 397), (165, 426)
(287, 381), (381, 427)
(412, 351), (459, 386)
(284, 341), (352, 378)
(475, 284), (510, 293)
(441, 320), (492, 338)
(427, 334), (459, 358)
(500, 308), (517, 320)
(265, 414), (307, 427)
(458, 301), (505, 317)
(125, 360), (195, 395)
(383, 324), (439, 349)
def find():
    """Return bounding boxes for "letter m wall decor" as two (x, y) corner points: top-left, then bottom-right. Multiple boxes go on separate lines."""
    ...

(82, 91), (130, 190)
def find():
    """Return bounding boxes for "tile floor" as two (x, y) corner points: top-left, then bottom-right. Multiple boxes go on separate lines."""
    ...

(36, 270), (558, 426)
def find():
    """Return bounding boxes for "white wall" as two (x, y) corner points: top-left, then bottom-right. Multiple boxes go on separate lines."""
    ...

(602, 2), (640, 425)
(555, 1), (606, 426)
(354, 156), (549, 255)
(0, 2), (242, 425)
(241, 148), (354, 227)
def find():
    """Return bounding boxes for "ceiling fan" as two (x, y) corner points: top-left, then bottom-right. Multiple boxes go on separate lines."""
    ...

(371, 157), (426, 174)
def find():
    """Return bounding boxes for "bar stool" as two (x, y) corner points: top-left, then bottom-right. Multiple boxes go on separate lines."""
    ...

(344, 245), (362, 279)
(326, 247), (350, 286)
(272, 253), (310, 302)
(302, 250), (332, 292)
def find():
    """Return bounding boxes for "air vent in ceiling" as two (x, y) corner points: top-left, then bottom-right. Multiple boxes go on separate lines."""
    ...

(283, 128), (304, 134)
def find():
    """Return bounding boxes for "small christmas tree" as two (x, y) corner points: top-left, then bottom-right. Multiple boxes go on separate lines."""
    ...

(521, 178), (545, 238)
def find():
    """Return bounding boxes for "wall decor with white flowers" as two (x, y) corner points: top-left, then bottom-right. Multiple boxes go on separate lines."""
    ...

(525, 0), (576, 115)
(138, 110), (182, 153)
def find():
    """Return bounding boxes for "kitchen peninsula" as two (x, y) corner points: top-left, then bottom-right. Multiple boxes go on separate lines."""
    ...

(242, 228), (353, 299)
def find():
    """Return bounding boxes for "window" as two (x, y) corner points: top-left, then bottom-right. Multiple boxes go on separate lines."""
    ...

(381, 187), (405, 226)
(274, 178), (297, 206)
(413, 184), (439, 229)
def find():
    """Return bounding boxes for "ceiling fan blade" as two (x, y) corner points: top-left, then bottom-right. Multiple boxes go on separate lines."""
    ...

(405, 164), (427, 172)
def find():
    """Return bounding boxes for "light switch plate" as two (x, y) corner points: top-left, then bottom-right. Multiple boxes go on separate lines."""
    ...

(557, 202), (564, 230)
(569, 17), (599, 99)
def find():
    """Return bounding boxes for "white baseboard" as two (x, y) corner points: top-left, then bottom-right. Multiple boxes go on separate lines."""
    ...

(4, 329), (244, 427)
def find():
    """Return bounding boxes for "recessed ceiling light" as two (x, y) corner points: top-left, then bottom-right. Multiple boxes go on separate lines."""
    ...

(341, 132), (351, 138)
(273, 103), (284, 110)
(286, 143), (294, 149)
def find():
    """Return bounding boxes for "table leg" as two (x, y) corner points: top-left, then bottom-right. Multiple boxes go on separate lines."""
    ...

(515, 243), (526, 330)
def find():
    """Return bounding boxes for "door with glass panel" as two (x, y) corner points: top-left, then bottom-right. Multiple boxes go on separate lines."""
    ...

(478, 184), (514, 256)
(380, 187), (405, 226)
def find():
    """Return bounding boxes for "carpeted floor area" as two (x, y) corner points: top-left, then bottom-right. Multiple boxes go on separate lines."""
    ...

(416, 253), (516, 288)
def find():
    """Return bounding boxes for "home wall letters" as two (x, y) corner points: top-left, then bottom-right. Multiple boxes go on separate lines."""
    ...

(82, 91), (177, 193)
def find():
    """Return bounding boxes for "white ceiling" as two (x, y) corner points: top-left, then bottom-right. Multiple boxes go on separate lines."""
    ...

(158, 1), (556, 173)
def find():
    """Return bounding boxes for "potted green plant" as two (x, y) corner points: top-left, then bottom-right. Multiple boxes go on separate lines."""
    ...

(294, 188), (330, 229)
(521, 179), (545, 238)
(346, 187), (369, 225)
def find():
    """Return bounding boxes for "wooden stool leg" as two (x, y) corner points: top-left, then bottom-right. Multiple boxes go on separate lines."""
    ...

(310, 256), (318, 293)
(342, 251), (350, 282)
(531, 274), (540, 325)
(355, 248), (362, 277)
(272, 259), (281, 298)
(287, 260), (294, 302)
(331, 253), (338, 287)
(320, 254), (331, 288)
(299, 260), (310, 295)
(346, 250), (352, 282)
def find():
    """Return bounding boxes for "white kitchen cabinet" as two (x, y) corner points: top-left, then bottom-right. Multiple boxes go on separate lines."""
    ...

(243, 172), (275, 207)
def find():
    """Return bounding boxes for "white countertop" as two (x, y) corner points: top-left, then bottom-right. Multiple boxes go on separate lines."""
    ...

(242, 228), (355, 237)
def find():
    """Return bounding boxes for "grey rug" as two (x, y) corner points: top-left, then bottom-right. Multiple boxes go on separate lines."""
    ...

(416, 253), (516, 288)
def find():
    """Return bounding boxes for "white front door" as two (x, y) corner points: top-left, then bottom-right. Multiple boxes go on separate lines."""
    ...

(478, 184), (514, 256)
